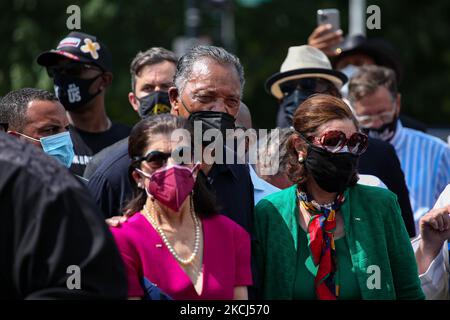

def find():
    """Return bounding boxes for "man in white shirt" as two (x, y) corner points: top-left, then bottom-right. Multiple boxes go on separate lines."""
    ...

(412, 185), (450, 299)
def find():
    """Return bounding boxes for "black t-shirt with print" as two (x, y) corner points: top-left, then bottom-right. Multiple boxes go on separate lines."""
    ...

(69, 122), (131, 176)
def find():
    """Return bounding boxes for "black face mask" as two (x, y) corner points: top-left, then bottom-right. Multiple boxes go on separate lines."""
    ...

(136, 91), (171, 119)
(279, 89), (314, 126)
(304, 143), (359, 193)
(362, 118), (398, 142)
(53, 73), (102, 111)
(188, 110), (236, 136)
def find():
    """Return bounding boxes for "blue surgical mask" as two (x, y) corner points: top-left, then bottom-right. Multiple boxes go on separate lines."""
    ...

(339, 64), (360, 98)
(16, 131), (75, 168)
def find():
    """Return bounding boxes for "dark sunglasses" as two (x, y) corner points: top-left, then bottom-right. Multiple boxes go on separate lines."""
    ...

(47, 62), (102, 78)
(302, 130), (368, 155)
(0, 123), (8, 132)
(132, 147), (193, 168)
(280, 78), (338, 96)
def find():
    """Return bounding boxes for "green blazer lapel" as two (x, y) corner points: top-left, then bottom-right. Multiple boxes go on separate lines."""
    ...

(277, 185), (300, 251)
(340, 185), (387, 299)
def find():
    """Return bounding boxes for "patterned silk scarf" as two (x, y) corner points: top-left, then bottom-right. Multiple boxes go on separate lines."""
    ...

(297, 186), (345, 300)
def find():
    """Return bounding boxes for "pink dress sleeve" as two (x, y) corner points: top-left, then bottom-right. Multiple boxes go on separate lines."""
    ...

(110, 226), (144, 298)
(233, 224), (253, 287)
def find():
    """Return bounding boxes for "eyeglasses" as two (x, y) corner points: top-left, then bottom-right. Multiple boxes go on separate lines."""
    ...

(280, 78), (339, 96)
(47, 62), (102, 78)
(302, 130), (368, 155)
(132, 147), (193, 168)
(0, 123), (8, 132)
(355, 109), (396, 128)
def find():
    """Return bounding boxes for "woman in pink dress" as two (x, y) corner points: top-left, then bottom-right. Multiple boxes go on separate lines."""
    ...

(110, 114), (252, 300)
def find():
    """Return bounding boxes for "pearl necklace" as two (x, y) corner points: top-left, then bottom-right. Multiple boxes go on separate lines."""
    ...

(142, 198), (200, 265)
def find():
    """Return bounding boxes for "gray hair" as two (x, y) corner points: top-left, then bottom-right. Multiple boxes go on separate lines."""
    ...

(0, 88), (59, 131)
(174, 45), (245, 95)
(130, 47), (178, 91)
(256, 127), (294, 177)
(348, 65), (398, 103)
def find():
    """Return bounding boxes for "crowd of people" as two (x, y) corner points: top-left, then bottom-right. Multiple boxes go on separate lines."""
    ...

(1, 25), (449, 300)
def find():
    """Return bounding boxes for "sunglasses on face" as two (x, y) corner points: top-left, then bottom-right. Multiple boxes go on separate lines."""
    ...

(304, 130), (368, 155)
(132, 147), (193, 168)
(47, 62), (102, 78)
(280, 78), (339, 96)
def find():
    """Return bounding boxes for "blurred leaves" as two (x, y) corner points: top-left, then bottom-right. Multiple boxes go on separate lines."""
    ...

(1, 0), (450, 128)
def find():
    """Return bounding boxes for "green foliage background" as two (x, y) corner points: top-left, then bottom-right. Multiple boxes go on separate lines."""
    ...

(2, 0), (450, 129)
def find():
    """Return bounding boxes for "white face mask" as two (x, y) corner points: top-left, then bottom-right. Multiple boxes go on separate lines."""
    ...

(339, 64), (360, 98)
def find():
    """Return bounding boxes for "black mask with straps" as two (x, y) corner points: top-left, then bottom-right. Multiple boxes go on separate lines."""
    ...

(136, 91), (171, 119)
(298, 131), (359, 193)
(181, 99), (236, 136)
(53, 72), (103, 111)
(361, 117), (398, 142)
(279, 89), (315, 127)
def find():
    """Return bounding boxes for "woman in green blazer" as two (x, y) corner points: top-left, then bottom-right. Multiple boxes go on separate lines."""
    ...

(254, 94), (424, 300)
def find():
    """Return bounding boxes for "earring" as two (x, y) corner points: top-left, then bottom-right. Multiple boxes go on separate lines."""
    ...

(137, 182), (143, 188)
(298, 155), (304, 164)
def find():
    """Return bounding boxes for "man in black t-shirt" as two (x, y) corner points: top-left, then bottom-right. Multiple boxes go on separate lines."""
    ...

(37, 31), (130, 176)
(83, 47), (177, 179)
(0, 132), (127, 299)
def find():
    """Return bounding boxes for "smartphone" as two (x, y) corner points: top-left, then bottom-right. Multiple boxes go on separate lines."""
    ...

(317, 9), (341, 53)
(317, 8), (340, 31)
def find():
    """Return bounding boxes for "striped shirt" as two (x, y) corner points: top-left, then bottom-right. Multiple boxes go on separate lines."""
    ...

(390, 121), (450, 232)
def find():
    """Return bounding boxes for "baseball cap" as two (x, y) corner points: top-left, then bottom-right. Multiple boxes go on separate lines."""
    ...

(37, 31), (112, 72)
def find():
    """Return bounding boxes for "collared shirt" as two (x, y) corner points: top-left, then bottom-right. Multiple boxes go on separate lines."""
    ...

(249, 165), (280, 205)
(390, 121), (450, 230)
(411, 184), (450, 300)
(358, 174), (387, 189)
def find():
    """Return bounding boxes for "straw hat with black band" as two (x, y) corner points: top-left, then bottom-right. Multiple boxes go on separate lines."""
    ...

(265, 45), (347, 100)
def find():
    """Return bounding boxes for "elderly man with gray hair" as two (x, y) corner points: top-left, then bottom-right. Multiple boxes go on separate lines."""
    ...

(95, 46), (255, 233)
(168, 45), (254, 235)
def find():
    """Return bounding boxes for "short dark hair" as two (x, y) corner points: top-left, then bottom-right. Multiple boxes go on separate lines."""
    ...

(130, 47), (177, 91)
(348, 65), (398, 103)
(124, 113), (218, 217)
(0, 88), (59, 131)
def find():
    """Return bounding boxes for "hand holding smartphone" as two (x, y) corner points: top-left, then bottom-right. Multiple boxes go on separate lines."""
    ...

(307, 8), (344, 57)
(317, 9), (340, 33)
